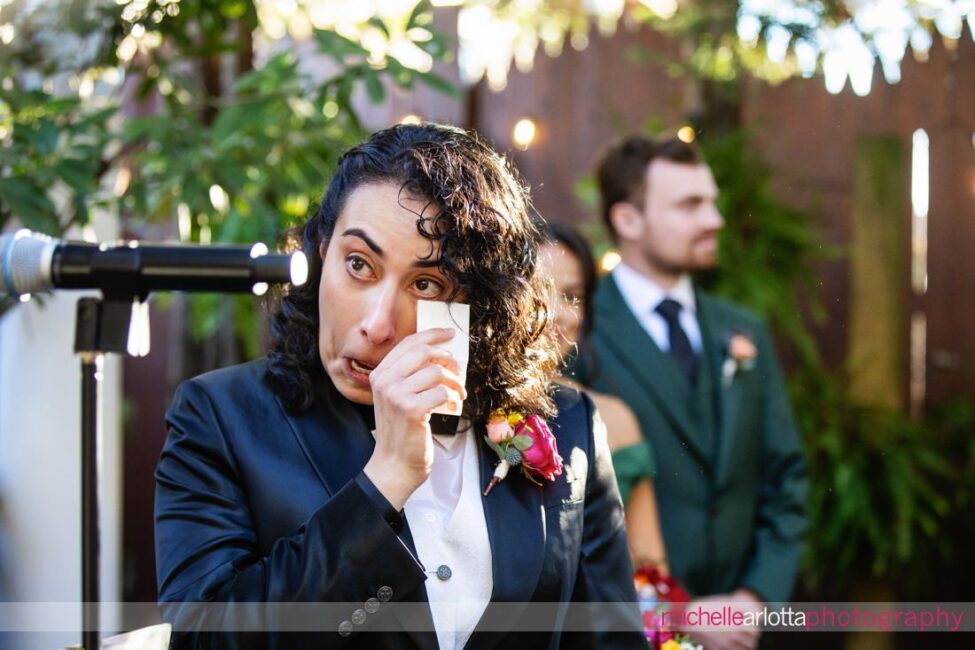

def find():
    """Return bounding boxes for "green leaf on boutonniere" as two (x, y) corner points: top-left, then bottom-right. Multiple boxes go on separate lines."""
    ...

(484, 437), (504, 459)
(511, 434), (533, 451)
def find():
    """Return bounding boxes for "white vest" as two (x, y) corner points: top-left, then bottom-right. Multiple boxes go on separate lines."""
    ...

(404, 428), (493, 650)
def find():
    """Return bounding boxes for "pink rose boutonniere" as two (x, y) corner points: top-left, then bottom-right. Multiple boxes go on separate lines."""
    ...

(483, 410), (563, 496)
(721, 331), (758, 388)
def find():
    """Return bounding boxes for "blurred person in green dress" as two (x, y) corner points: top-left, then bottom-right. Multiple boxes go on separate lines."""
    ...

(539, 221), (670, 575)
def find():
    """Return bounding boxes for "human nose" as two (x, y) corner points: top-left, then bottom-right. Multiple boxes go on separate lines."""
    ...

(554, 292), (579, 326)
(359, 282), (401, 346)
(552, 293), (570, 326)
(705, 204), (725, 230)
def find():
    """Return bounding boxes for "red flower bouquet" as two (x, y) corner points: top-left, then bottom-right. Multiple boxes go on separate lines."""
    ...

(634, 565), (695, 648)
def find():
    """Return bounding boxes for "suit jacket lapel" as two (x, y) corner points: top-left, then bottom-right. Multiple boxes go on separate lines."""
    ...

(281, 378), (375, 497)
(279, 377), (437, 650)
(696, 292), (742, 479)
(595, 277), (711, 468)
(464, 420), (546, 650)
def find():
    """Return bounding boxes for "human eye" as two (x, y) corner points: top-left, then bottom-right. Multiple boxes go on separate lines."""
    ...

(562, 291), (583, 307)
(413, 276), (445, 299)
(345, 254), (374, 279)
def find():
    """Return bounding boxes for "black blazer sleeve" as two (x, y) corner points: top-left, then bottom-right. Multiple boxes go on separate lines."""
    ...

(563, 393), (648, 650)
(154, 378), (426, 647)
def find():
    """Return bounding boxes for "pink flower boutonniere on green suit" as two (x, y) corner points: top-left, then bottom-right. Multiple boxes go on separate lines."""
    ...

(721, 331), (758, 388)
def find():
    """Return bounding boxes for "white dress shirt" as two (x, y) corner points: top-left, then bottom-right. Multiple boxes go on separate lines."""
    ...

(611, 262), (703, 353)
(403, 427), (493, 650)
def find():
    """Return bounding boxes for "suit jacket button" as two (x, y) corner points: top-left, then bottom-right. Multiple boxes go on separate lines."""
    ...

(352, 608), (367, 625)
(365, 597), (381, 614)
(377, 585), (394, 602)
(338, 620), (354, 637)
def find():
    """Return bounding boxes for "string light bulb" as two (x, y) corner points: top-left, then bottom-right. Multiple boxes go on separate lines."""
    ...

(677, 125), (696, 143)
(513, 118), (537, 150)
(599, 251), (621, 273)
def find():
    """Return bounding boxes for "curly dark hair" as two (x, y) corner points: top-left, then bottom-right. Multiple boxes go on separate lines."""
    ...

(267, 122), (558, 421)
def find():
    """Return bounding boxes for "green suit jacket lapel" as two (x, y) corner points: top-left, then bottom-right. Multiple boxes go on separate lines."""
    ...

(696, 291), (751, 480)
(595, 276), (712, 470)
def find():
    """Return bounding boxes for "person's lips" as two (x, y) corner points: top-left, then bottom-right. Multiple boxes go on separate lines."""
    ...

(696, 236), (719, 252)
(345, 357), (377, 385)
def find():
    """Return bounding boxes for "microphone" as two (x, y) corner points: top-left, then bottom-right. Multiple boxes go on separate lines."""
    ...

(1, 229), (308, 299)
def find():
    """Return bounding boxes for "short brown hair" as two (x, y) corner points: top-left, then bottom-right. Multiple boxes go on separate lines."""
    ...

(595, 135), (700, 241)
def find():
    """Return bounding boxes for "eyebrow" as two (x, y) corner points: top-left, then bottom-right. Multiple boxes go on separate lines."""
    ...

(343, 228), (383, 256)
(342, 228), (441, 269)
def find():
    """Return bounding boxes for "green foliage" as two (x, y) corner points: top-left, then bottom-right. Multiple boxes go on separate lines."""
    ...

(698, 129), (831, 368)
(0, 85), (114, 234)
(625, 0), (967, 87)
(692, 129), (970, 596)
(0, 71), (116, 315)
(796, 372), (970, 595)
(485, 436), (505, 459)
(0, 0), (457, 352)
(123, 47), (355, 243)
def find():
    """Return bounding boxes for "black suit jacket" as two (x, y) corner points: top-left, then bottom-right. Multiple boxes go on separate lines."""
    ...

(154, 359), (646, 649)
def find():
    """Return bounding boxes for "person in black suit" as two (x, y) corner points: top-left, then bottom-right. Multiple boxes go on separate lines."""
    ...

(154, 123), (646, 649)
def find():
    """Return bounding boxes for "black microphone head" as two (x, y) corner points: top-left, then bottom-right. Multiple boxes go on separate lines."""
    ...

(2, 230), (308, 297)
(0, 229), (59, 297)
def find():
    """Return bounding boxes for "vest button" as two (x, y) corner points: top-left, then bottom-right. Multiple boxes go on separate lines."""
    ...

(436, 564), (452, 581)
(377, 585), (394, 602)
(338, 620), (353, 637)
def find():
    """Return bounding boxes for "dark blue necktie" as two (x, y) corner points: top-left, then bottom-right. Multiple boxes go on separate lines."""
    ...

(655, 298), (698, 385)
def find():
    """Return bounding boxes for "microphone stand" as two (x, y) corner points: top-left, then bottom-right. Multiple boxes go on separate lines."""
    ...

(18, 238), (304, 649)
(73, 296), (141, 650)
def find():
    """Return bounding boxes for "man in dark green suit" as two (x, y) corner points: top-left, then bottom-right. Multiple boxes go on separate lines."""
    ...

(579, 136), (808, 649)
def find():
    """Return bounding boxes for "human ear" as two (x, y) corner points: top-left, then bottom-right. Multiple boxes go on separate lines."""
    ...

(609, 202), (645, 243)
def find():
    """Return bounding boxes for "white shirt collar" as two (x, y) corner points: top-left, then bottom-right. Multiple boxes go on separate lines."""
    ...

(371, 424), (465, 452)
(612, 261), (697, 317)
(432, 417), (469, 452)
